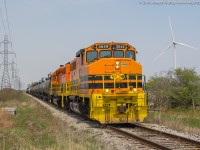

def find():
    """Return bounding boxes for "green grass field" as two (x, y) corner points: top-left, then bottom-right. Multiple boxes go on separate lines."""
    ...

(145, 108), (200, 135)
(0, 89), (105, 150)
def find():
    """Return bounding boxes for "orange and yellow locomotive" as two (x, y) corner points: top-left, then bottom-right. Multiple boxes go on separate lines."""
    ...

(28, 42), (147, 124)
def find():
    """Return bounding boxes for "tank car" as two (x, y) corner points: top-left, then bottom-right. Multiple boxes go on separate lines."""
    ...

(37, 78), (50, 100)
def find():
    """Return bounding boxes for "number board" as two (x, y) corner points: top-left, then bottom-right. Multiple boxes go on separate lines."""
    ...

(97, 44), (110, 49)
(115, 44), (126, 49)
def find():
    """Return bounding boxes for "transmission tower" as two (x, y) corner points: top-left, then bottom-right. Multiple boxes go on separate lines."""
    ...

(10, 59), (16, 88)
(0, 35), (15, 89)
(14, 68), (19, 90)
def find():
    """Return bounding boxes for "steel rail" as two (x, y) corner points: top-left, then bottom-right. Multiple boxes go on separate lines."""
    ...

(108, 125), (170, 150)
(134, 124), (200, 148)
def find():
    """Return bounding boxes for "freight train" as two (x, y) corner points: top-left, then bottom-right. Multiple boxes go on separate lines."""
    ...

(27, 42), (147, 124)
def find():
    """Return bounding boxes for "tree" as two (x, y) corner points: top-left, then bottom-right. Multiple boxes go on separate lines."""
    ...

(171, 68), (200, 108)
(147, 68), (200, 109)
(147, 73), (172, 109)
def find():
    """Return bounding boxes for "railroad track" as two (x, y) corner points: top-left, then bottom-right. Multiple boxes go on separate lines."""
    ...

(108, 124), (200, 150)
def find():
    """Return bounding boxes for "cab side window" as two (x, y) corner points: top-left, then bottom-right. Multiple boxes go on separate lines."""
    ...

(86, 51), (98, 63)
(126, 50), (135, 60)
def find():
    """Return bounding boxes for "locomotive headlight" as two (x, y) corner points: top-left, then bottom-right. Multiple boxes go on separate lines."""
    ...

(105, 89), (109, 93)
(116, 61), (120, 69)
(116, 65), (120, 69)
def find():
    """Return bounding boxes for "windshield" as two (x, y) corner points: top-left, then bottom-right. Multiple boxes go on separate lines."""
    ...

(126, 50), (135, 60)
(100, 50), (111, 58)
(86, 49), (135, 63)
(114, 50), (124, 58)
(86, 51), (98, 63)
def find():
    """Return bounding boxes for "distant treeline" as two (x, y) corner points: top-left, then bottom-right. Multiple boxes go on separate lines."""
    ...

(147, 68), (200, 109)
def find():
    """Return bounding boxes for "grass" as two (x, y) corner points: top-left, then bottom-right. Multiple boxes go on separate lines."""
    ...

(0, 89), (106, 150)
(145, 108), (200, 135)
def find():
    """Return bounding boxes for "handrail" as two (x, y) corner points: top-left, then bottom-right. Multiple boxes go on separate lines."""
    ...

(136, 74), (138, 89)
(89, 74), (146, 93)
(143, 76), (148, 106)
(102, 75), (105, 91)
(51, 74), (146, 94)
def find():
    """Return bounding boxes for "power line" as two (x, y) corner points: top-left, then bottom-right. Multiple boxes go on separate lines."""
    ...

(4, 0), (13, 50)
(0, 3), (6, 35)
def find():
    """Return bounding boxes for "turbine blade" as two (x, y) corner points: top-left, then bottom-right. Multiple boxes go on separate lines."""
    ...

(154, 44), (173, 61)
(169, 17), (175, 42)
(176, 42), (200, 51)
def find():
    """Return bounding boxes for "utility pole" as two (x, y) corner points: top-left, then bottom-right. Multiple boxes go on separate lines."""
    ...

(0, 35), (15, 89)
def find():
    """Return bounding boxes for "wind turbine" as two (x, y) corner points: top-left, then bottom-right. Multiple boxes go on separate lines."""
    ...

(154, 17), (199, 70)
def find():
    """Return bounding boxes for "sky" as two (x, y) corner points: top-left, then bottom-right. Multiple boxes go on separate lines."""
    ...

(0, 0), (200, 87)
